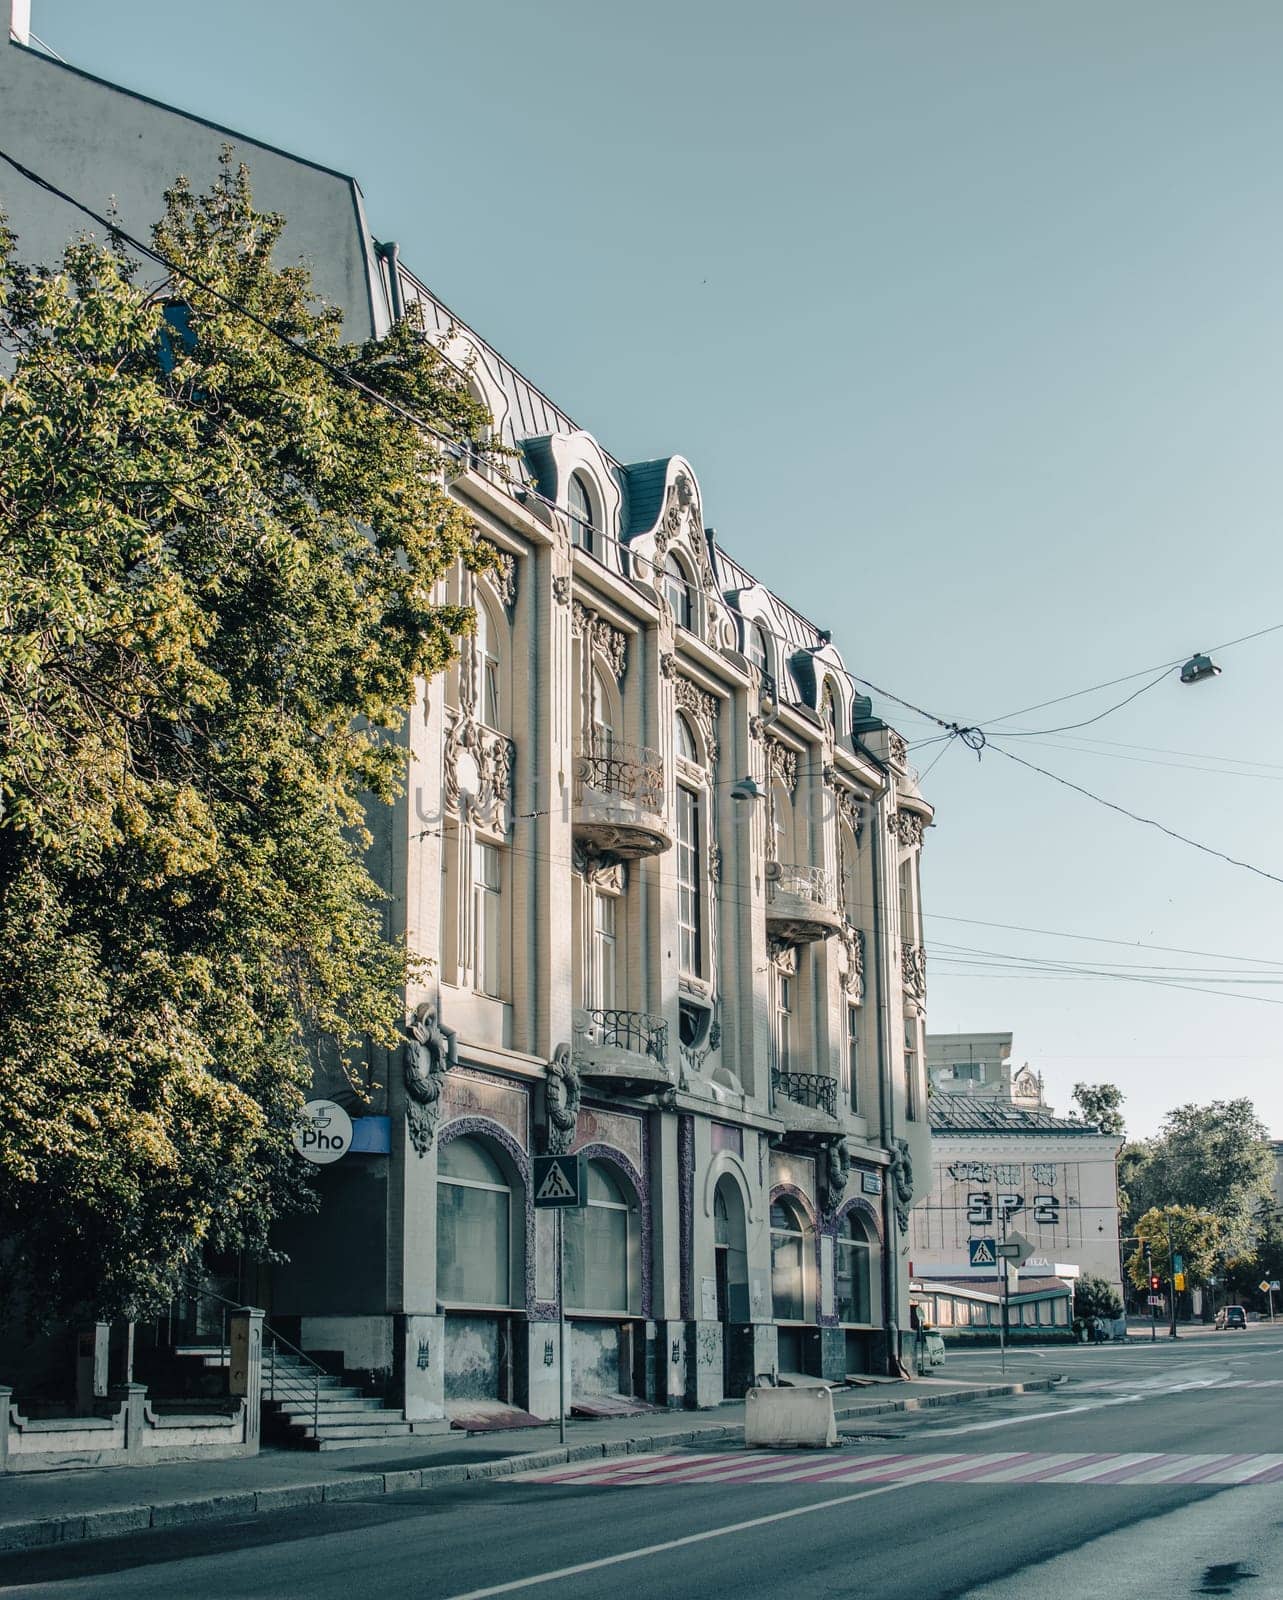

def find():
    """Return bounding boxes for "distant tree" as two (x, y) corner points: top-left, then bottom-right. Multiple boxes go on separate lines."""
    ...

(1224, 1213), (1283, 1312)
(0, 161), (493, 1322)
(1136, 1101), (1274, 1255)
(1126, 1206), (1220, 1291)
(1072, 1082), (1125, 1137)
(1073, 1274), (1122, 1321)
(1117, 1141), (1154, 1235)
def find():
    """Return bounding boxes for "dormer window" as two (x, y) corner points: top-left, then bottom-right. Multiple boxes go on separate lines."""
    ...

(568, 473), (595, 555)
(748, 622), (770, 677)
(663, 552), (692, 630)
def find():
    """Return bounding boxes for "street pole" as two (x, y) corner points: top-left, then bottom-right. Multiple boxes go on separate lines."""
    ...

(998, 1199), (1008, 1378)
(1166, 1210), (1178, 1341)
(557, 1206), (566, 1447)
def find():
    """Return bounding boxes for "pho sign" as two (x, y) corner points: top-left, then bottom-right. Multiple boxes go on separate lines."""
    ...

(293, 1099), (353, 1165)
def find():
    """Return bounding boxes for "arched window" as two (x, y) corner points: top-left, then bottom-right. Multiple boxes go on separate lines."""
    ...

(437, 1137), (515, 1307)
(714, 1176), (749, 1323)
(840, 821), (860, 924)
(663, 552), (692, 629)
(475, 599), (501, 729)
(591, 668), (615, 756)
(565, 1160), (636, 1314)
(822, 684), (838, 742)
(674, 712), (698, 764)
(568, 473), (595, 554)
(770, 1196), (810, 1323)
(747, 622), (770, 676)
(835, 1211), (873, 1325)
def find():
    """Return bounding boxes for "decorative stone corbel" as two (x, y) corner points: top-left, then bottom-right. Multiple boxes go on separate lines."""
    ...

(402, 999), (458, 1156)
(543, 1043), (581, 1155)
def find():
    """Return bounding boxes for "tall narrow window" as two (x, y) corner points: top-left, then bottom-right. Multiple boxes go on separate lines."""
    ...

(847, 1003), (860, 1113)
(590, 892), (617, 1010)
(835, 1213), (872, 1324)
(674, 711), (698, 764)
(676, 786), (702, 976)
(770, 1198), (808, 1323)
(748, 621), (769, 676)
(664, 552), (692, 629)
(904, 1027), (919, 1121)
(773, 972), (793, 1074)
(437, 1138), (513, 1307)
(898, 858), (916, 942)
(473, 841), (502, 997)
(568, 473), (594, 554)
(565, 1161), (634, 1313)
(591, 668), (614, 757)
(476, 602), (500, 729)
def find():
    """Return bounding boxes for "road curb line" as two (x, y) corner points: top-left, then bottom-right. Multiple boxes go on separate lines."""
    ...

(0, 1378), (1054, 1553)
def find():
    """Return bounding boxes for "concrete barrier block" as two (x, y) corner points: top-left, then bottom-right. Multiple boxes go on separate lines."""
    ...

(745, 1386), (837, 1449)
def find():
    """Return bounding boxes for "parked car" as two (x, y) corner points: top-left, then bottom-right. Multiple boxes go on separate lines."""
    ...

(1215, 1305), (1247, 1330)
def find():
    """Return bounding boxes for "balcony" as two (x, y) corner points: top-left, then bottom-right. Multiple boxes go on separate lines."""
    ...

(765, 863), (843, 944)
(771, 1069), (842, 1142)
(573, 743), (672, 862)
(572, 1007), (672, 1096)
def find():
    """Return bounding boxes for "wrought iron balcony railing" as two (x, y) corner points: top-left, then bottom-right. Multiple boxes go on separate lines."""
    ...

(771, 1068), (838, 1119)
(576, 1007), (669, 1067)
(575, 743), (665, 813)
(768, 863), (835, 906)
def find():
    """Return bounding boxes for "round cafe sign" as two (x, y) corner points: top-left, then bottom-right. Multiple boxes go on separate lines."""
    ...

(293, 1099), (353, 1165)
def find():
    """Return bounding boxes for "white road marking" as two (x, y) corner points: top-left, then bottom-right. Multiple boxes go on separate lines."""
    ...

(438, 1477), (914, 1599)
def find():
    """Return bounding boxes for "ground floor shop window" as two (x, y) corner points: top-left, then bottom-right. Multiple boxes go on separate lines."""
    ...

(770, 1196), (811, 1322)
(834, 1212), (872, 1324)
(565, 1160), (635, 1314)
(437, 1136), (515, 1307)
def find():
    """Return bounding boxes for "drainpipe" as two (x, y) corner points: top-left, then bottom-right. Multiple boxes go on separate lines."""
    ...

(854, 733), (899, 1376)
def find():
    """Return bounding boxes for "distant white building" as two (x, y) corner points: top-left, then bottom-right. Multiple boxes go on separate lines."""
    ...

(909, 1034), (1123, 1334)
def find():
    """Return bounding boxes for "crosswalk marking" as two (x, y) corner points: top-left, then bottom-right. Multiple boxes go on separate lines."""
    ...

(516, 1449), (1283, 1489)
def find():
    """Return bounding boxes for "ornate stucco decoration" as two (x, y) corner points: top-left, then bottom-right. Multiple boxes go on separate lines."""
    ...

(707, 841), (722, 883)
(766, 737), (798, 795)
(888, 1137), (915, 1234)
(837, 788), (863, 844)
(552, 575), (571, 606)
(480, 541), (518, 613)
(822, 1137), (852, 1206)
(768, 936), (798, 976)
(660, 655), (721, 766)
(403, 999), (458, 1156)
(887, 731), (909, 769)
(653, 471), (725, 647)
(543, 1043), (581, 1155)
(571, 840), (627, 891)
(901, 941), (927, 1000)
(442, 709), (514, 830)
(891, 809), (925, 849)
(571, 600), (628, 681)
(679, 1018), (722, 1081)
(838, 925), (865, 998)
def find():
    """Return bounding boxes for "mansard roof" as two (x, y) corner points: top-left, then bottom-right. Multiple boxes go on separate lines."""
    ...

(928, 1094), (1101, 1135)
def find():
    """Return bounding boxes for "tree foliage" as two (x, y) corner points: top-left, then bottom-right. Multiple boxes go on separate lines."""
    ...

(0, 162), (492, 1320)
(1125, 1206), (1220, 1290)
(1122, 1101), (1273, 1255)
(1071, 1081), (1125, 1137)
(1072, 1273), (1122, 1322)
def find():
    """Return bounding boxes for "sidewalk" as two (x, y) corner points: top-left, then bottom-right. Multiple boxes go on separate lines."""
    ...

(0, 1365), (1057, 1553)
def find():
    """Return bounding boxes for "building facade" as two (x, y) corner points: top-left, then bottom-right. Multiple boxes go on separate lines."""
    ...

(910, 1034), (1124, 1329)
(2, 16), (935, 1423)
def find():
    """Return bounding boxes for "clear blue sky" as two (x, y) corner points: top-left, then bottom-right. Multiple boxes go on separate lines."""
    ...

(29, 0), (1283, 1140)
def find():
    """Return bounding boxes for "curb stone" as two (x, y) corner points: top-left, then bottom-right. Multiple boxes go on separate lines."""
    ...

(0, 1377), (1056, 1555)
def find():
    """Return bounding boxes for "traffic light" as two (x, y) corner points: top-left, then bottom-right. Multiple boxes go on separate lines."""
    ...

(1149, 1273), (1161, 1293)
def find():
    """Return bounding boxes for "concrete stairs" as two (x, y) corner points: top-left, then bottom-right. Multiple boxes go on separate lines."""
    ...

(177, 1344), (413, 1451)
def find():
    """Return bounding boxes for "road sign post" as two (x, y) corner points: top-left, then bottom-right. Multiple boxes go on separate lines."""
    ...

(532, 1155), (587, 1444)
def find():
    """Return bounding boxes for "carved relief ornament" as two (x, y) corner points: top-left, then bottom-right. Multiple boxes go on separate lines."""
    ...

(766, 737), (799, 794)
(891, 809), (926, 848)
(661, 655), (721, 766)
(403, 1000), (458, 1156)
(479, 541), (518, 612)
(572, 600), (628, 681)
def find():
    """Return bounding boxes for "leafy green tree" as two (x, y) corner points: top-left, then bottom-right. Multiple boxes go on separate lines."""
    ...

(1116, 1140), (1153, 1236)
(1125, 1206), (1220, 1291)
(1073, 1274), (1122, 1321)
(1071, 1082), (1125, 1137)
(0, 162), (492, 1321)
(1128, 1101), (1274, 1256)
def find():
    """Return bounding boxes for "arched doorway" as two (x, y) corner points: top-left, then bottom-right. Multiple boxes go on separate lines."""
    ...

(714, 1175), (750, 1393)
(771, 1192), (815, 1374)
(563, 1158), (642, 1400)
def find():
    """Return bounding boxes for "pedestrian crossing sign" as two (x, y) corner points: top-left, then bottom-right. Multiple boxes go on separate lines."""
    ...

(969, 1238), (997, 1267)
(532, 1153), (587, 1208)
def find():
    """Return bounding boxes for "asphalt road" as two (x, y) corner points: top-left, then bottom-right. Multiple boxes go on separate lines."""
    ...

(7, 1324), (1283, 1600)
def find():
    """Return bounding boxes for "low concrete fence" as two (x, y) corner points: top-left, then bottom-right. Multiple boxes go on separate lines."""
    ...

(1, 1309), (263, 1474)
(744, 1384), (837, 1449)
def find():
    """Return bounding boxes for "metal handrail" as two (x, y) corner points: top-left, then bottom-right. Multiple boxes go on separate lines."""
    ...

(772, 1068), (838, 1118)
(574, 742), (665, 811)
(575, 1006), (668, 1066)
(177, 1286), (331, 1436)
(768, 863), (834, 905)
